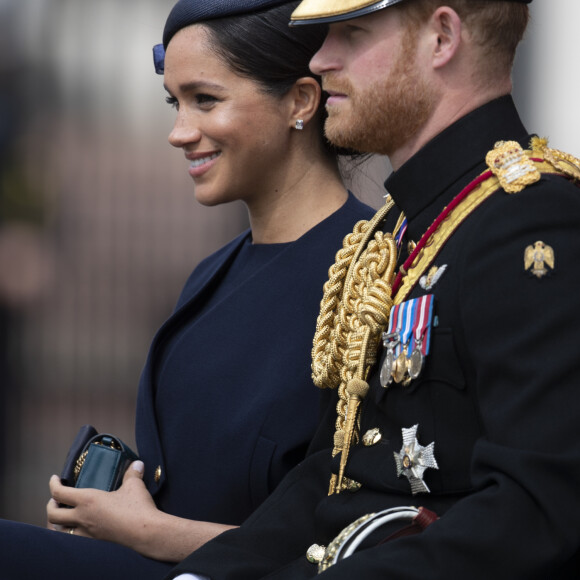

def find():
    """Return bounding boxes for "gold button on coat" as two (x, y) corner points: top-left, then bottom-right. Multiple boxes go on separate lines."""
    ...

(306, 544), (326, 564)
(362, 428), (382, 446)
(154, 465), (162, 483)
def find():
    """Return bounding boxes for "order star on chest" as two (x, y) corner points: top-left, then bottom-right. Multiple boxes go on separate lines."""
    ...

(394, 424), (439, 494)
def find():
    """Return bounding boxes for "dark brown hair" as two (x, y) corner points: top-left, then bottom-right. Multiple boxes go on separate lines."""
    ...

(400, 0), (529, 78)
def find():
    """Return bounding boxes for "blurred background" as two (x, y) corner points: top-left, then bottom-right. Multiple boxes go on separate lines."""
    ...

(0, 0), (578, 526)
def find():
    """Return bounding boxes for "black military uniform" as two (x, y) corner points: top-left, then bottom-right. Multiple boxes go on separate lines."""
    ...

(168, 96), (580, 579)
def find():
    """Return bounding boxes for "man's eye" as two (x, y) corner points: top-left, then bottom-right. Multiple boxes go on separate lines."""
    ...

(348, 26), (364, 34)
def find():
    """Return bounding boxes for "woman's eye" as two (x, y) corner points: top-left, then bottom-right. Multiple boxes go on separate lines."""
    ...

(165, 95), (179, 110)
(164, 93), (218, 111)
(196, 94), (218, 106)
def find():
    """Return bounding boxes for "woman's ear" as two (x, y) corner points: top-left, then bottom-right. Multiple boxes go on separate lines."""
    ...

(429, 6), (462, 69)
(287, 76), (321, 129)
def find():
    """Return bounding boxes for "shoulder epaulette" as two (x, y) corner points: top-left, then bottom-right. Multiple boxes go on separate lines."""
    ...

(486, 138), (580, 194)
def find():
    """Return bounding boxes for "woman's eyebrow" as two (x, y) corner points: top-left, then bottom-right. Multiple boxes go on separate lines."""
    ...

(163, 80), (225, 94)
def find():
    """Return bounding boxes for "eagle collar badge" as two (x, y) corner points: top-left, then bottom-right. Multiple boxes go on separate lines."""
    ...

(524, 241), (554, 278)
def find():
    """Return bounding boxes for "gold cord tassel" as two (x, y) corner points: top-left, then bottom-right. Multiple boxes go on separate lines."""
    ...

(335, 378), (369, 493)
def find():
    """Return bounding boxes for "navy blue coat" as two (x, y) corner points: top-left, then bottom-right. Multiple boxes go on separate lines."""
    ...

(0, 194), (375, 579)
(136, 192), (375, 525)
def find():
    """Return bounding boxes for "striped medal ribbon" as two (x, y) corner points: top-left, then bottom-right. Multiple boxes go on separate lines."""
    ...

(380, 294), (434, 387)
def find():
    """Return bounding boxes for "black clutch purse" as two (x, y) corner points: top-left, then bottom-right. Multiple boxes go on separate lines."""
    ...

(60, 424), (139, 491)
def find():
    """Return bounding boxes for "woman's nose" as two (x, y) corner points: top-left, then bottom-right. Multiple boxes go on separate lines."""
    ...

(168, 112), (202, 149)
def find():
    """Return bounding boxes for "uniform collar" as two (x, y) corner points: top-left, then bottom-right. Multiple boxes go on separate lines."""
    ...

(385, 95), (530, 240)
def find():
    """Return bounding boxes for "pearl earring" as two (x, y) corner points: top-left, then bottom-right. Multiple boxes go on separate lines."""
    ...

(295, 119), (304, 130)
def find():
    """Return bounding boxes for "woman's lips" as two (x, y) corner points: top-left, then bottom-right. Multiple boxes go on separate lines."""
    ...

(187, 152), (221, 178)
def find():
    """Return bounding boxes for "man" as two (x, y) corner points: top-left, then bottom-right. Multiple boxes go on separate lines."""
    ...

(168, 1), (580, 578)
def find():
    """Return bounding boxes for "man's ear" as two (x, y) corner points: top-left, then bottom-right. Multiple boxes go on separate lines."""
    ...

(286, 76), (321, 129)
(429, 6), (462, 69)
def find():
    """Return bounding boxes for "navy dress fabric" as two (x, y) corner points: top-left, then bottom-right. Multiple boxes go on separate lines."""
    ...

(136, 192), (374, 524)
(0, 192), (375, 579)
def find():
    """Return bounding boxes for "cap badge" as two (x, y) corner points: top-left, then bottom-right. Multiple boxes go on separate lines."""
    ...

(524, 241), (554, 278)
(394, 424), (438, 495)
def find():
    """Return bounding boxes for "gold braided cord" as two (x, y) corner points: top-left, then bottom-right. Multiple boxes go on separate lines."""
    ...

(310, 199), (400, 471)
(531, 137), (580, 182)
(333, 231), (398, 456)
(311, 198), (396, 391)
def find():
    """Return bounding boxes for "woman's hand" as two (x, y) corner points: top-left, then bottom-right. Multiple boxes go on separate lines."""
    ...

(46, 462), (236, 562)
(47, 461), (159, 555)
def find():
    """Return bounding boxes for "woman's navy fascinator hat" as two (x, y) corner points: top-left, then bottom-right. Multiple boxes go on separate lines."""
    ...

(153, 0), (291, 74)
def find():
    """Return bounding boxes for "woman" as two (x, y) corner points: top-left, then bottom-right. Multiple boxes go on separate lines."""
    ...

(0, 0), (373, 577)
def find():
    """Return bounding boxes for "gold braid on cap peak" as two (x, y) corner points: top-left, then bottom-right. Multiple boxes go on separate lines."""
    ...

(311, 197), (401, 470)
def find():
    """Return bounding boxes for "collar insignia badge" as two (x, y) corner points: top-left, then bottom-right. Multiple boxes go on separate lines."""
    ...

(419, 264), (447, 290)
(394, 424), (438, 495)
(524, 241), (554, 278)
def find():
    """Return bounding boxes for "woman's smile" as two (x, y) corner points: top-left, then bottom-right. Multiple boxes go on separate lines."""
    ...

(187, 151), (221, 177)
(164, 25), (292, 207)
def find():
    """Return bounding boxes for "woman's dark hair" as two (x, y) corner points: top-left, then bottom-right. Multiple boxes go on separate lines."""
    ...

(202, 2), (323, 98)
(202, 2), (353, 158)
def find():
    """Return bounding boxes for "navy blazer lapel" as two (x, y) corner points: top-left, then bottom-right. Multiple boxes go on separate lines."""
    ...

(152, 230), (249, 360)
(135, 230), (249, 493)
(173, 230), (250, 312)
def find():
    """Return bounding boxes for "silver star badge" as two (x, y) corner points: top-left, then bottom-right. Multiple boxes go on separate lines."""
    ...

(393, 424), (439, 494)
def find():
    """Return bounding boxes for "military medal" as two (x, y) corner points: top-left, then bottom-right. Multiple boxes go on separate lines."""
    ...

(378, 210), (409, 389)
(380, 332), (398, 388)
(381, 295), (434, 386)
(407, 341), (424, 380)
(393, 350), (408, 384)
(394, 424), (438, 495)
